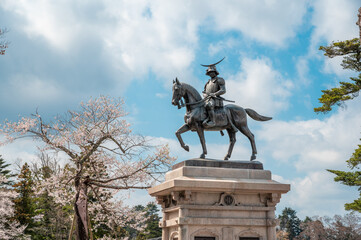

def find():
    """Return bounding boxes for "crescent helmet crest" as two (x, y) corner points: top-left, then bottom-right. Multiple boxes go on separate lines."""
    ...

(200, 57), (225, 76)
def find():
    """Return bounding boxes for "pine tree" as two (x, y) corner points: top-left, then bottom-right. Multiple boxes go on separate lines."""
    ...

(0, 155), (11, 176)
(315, 37), (361, 212)
(13, 163), (36, 235)
(29, 154), (75, 240)
(314, 38), (361, 113)
(278, 207), (302, 240)
(135, 202), (162, 240)
(0, 155), (15, 186)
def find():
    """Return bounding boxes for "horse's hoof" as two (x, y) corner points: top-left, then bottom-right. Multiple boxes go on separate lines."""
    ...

(183, 145), (189, 152)
(250, 155), (256, 161)
(200, 153), (205, 159)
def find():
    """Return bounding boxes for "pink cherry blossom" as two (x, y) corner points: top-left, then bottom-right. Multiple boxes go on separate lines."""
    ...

(0, 96), (175, 239)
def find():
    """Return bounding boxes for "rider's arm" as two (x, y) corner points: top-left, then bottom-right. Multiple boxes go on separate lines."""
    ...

(214, 77), (226, 96)
(203, 81), (209, 97)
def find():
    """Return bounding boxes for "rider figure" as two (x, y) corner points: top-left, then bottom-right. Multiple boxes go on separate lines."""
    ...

(202, 64), (226, 127)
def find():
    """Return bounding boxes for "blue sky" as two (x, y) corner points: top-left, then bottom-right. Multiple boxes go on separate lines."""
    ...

(1, 0), (361, 218)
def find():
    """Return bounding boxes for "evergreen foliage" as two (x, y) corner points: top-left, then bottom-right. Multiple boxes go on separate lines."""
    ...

(0, 155), (15, 185)
(135, 202), (162, 240)
(12, 163), (36, 235)
(315, 38), (361, 213)
(314, 38), (361, 113)
(31, 154), (73, 240)
(0, 155), (11, 176)
(278, 207), (302, 240)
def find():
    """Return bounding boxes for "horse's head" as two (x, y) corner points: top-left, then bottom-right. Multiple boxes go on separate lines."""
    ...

(172, 78), (185, 109)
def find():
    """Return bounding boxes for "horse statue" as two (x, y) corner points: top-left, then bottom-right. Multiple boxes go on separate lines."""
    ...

(171, 78), (272, 161)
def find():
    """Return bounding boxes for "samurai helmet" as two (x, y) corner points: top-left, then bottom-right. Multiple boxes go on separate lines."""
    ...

(201, 57), (225, 76)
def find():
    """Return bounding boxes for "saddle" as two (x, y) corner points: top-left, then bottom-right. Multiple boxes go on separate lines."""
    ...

(203, 107), (238, 132)
(184, 106), (237, 132)
(209, 108), (228, 127)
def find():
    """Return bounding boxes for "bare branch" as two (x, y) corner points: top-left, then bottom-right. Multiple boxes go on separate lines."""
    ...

(90, 182), (150, 190)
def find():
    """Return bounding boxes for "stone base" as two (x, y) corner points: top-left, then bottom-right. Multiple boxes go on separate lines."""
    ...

(172, 159), (264, 170)
(148, 159), (290, 240)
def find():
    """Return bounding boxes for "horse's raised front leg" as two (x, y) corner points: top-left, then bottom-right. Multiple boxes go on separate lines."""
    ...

(195, 123), (207, 159)
(175, 123), (190, 152)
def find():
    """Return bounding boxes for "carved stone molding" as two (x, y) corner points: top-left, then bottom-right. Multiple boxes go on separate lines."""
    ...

(236, 228), (264, 240)
(159, 219), (166, 228)
(157, 191), (193, 208)
(171, 191), (180, 201)
(184, 190), (192, 201)
(170, 231), (179, 240)
(260, 193), (281, 207)
(215, 192), (240, 206)
(156, 196), (166, 208)
(172, 190), (193, 205)
(156, 195), (174, 208)
(267, 218), (279, 227)
(190, 228), (220, 240)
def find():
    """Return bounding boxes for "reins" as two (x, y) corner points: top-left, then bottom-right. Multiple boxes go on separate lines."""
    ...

(175, 83), (235, 109)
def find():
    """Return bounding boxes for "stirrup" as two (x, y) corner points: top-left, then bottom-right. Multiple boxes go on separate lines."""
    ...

(205, 121), (216, 127)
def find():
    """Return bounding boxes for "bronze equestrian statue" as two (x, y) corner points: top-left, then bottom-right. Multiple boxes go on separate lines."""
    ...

(171, 58), (272, 161)
(202, 57), (226, 127)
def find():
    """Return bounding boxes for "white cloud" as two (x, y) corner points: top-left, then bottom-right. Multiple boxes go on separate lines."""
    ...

(277, 170), (358, 218)
(0, 137), (39, 172)
(208, 38), (238, 56)
(1, 0), (310, 86)
(7, 74), (63, 101)
(309, 0), (360, 76)
(296, 56), (310, 86)
(293, 0), (359, 86)
(257, 96), (361, 218)
(322, 57), (356, 77)
(226, 57), (293, 116)
(2, 0), (85, 50)
(258, 97), (361, 173)
(100, 0), (200, 84)
(311, 0), (359, 45)
(205, 0), (308, 47)
(0, 74), (73, 115)
(155, 93), (168, 98)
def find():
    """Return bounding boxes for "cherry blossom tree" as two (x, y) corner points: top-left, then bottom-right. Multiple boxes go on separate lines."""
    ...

(297, 213), (361, 240)
(0, 175), (29, 240)
(0, 96), (175, 240)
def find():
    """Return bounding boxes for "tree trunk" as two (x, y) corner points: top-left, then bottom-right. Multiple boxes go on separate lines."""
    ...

(74, 177), (89, 240)
(68, 214), (76, 240)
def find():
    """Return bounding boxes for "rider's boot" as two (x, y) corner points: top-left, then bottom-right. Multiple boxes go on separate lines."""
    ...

(206, 108), (216, 127)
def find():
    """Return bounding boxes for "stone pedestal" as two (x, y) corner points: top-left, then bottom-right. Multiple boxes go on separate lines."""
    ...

(148, 159), (290, 240)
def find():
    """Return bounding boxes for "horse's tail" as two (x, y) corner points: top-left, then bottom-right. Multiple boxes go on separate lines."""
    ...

(245, 108), (272, 121)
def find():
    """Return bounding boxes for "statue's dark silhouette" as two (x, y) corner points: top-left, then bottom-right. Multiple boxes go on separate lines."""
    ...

(171, 59), (272, 161)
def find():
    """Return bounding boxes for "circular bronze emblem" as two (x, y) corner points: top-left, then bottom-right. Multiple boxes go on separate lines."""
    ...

(224, 195), (234, 205)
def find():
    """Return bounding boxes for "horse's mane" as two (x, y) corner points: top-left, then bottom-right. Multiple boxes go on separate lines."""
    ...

(181, 82), (202, 101)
